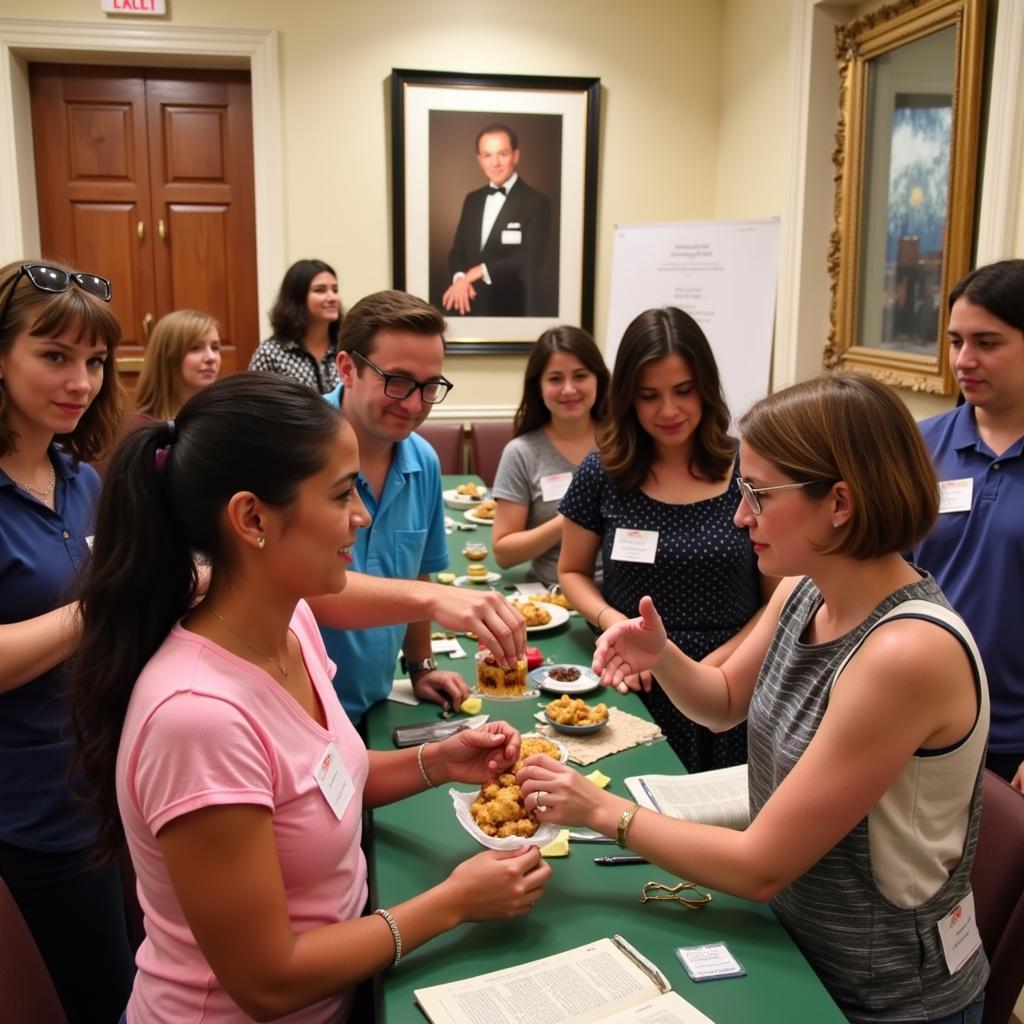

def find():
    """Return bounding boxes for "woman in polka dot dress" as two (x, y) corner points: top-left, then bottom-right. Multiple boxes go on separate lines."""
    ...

(248, 259), (342, 393)
(558, 307), (774, 772)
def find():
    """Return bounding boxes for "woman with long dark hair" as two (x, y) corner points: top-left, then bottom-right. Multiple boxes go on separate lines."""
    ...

(0, 259), (134, 1022)
(522, 372), (988, 1024)
(70, 374), (550, 1023)
(248, 258), (342, 393)
(492, 325), (609, 587)
(557, 307), (772, 772)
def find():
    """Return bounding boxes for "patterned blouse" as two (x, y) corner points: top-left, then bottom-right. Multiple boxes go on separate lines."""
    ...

(248, 336), (340, 394)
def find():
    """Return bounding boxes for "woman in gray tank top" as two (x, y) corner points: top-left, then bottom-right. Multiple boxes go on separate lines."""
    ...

(518, 372), (989, 1024)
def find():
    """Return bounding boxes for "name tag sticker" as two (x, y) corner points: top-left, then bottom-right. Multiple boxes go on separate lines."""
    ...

(937, 890), (982, 975)
(610, 528), (659, 564)
(938, 478), (973, 514)
(675, 942), (746, 981)
(314, 742), (356, 821)
(501, 229), (522, 245)
(540, 472), (573, 503)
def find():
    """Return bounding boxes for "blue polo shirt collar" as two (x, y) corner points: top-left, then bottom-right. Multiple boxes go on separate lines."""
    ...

(954, 401), (1024, 459)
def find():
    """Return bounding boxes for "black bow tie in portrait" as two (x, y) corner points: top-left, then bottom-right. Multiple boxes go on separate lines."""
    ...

(487, 184), (507, 196)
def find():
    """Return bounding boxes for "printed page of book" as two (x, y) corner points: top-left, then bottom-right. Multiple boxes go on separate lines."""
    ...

(625, 764), (750, 830)
(414, 937), (664, 1024)
(600, 991), (718, 1024)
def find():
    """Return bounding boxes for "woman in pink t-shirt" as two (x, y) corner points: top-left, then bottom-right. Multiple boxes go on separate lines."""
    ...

(69, 374), (551, 1023)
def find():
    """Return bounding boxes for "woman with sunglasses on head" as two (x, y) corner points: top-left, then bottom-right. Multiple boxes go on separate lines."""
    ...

(249, 258), (342, 394)
(0, 260), (134, 1022)
(492, 326), (609, 588)
(133, 309), (221, 425)
(69, 374), (550, 1024)
(522, 372), (989, 1024)
(557, 308), (773, 772)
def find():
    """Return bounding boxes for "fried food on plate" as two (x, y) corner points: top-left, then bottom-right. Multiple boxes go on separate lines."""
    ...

(545, 694), (608, 726)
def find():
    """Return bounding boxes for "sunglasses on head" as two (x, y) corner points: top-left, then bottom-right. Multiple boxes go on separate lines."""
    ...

(0, 263), (112, 331)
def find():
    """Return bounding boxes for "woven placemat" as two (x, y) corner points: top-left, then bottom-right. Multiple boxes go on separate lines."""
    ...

(533, 706), (664, 766)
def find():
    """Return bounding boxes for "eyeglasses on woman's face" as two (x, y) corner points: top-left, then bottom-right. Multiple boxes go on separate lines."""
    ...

(351, 350), (453, 404)
(736, 475), (825, 516)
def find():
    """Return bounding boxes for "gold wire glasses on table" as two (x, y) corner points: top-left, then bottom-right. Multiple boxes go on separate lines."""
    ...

(640, 880), (713, 910)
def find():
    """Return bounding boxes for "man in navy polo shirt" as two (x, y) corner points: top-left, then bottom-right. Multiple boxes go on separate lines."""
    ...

(912, 260), (1024, 790)
(318, 290), (470, 724)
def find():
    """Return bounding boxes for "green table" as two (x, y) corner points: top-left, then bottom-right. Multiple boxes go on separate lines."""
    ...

(363, 477), (844, 1023)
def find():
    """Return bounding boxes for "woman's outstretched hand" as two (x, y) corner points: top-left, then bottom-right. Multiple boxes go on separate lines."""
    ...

(592, 596), (668, 693)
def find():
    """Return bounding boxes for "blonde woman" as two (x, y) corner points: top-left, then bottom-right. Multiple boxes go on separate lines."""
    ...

(134, 310), (221, 424)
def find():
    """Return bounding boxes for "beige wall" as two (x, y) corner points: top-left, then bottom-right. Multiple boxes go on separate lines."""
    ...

(4, 0), (1003, 423)
(0, 0), (726, 414)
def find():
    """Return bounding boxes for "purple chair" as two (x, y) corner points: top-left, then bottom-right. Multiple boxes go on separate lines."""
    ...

(469, 420), (515, 487)
(972, 769), (1024, 1024)
(414, 421), (465, 475)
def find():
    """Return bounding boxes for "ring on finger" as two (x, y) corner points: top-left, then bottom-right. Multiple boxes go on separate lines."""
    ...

(536, 791), (549, 813)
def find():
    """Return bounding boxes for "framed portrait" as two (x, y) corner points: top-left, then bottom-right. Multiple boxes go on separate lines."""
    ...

(391, 69), (600, 353)
(824, 0), (986, 394)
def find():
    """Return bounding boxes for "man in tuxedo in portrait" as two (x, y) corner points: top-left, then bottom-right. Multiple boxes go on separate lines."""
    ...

(442, 124), (554, 317)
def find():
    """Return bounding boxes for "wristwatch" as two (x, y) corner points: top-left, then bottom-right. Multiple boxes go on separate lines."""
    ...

(401, 656), (438, 678)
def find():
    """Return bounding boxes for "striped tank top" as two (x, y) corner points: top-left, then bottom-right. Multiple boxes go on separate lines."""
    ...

(747, 574), (989, 1023)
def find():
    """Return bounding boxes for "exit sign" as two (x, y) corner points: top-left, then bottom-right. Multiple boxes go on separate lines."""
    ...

(101, 0), (167, 13)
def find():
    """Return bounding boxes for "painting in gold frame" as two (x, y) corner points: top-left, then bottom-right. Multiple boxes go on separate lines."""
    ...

(825, 0), (986, 394)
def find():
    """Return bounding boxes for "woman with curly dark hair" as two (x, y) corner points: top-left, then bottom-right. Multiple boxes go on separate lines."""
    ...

(558, 307), (774, 772)
(248, 258), (342, 393)
(0, 259), (133, 1022)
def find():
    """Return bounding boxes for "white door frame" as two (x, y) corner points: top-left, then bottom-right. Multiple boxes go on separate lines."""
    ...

(0, 18), (284, 333)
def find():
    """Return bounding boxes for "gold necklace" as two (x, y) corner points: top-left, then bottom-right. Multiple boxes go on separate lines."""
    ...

(6, 459), (56, 499)
(208, 606), (289, 678)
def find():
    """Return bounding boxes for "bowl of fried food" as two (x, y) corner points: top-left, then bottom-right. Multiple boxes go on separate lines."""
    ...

(450, 740), (564, 850)
(529, 589), (573, 611)
(543, 694), (610, 735)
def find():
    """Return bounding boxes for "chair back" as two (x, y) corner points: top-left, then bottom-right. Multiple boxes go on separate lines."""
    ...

(469, 420), (515, 487)
(414, 421), (464, 475)
(972, 769), (1024, 1024)
(0, 876), (67, 1023)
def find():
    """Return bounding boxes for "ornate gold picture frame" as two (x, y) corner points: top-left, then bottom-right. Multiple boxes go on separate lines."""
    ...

(825, 0), (986, 394)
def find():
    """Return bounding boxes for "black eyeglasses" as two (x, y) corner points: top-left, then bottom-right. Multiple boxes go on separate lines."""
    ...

(0, 263), (112, 332)
(352, 350), (453, 404)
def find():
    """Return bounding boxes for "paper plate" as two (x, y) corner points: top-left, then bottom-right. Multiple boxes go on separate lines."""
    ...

(453, 572), (502, 587)
(463, 508), (496, 526)
(450, 789), (562, 851)
(507, 602), (570, 633)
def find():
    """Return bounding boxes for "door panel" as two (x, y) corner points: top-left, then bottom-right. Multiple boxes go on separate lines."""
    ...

(147, 72), (258, 373)
(29, 64), (258, 386)
(30, 65), (156, 365)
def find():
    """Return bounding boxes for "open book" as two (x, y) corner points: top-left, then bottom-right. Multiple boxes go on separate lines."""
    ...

(414, 936), (717, 1024)
(624, 763), (750, 830)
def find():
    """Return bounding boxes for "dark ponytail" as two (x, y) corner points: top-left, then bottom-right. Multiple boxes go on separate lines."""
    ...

(70, 373), (343, 860)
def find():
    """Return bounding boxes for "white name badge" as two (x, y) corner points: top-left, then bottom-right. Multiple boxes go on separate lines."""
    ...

(313, 742), (356, 821)
(540, 472), (573, 503)
(937, 890), (983, 975)
(501, 229), (522, 245)
(610, 527), (659, 564)
(938, 478), (973, 514)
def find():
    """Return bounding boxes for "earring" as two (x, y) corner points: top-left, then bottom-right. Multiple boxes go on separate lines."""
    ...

(832, 521), (840, 529)
(257, 536), (266, 549)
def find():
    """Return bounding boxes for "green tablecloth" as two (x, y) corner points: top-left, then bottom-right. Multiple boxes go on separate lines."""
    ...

(363, 477), (844, 1023)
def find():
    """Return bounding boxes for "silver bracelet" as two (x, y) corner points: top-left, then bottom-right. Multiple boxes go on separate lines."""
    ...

(373, 908), (402, 968)
(416, 743), (436, 790)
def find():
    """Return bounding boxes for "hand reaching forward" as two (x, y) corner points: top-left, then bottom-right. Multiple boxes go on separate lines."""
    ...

(592, 595), (668, 693)
(434, 721), (521, 783)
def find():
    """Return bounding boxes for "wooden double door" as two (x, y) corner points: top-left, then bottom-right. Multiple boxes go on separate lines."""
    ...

(29, 64), (259, 377)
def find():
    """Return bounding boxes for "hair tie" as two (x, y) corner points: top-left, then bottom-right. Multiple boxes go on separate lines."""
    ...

(154, 445), (172, 472)
(165, 419), (177, 441)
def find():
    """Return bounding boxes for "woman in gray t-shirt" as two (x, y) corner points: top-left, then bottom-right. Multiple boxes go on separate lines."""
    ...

(492, 327), (608, 587)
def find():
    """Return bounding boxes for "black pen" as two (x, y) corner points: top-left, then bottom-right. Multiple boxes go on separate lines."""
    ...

(594, 855), (649, 865)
